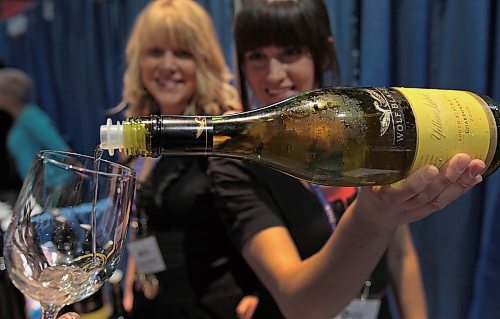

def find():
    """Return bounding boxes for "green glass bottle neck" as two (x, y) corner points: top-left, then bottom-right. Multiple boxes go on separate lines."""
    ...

(125, 115), (214, 157)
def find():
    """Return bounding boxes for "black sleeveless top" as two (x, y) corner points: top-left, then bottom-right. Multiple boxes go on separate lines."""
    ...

(132, 156), (258, 319)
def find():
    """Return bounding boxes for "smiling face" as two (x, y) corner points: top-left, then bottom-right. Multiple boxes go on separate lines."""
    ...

(234, 0), (339, 110)
(124, 0), (241, 117)
(243, 46), (316, 106)
(139, 43), (197, 115)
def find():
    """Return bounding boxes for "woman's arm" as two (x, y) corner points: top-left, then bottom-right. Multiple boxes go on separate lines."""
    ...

(241, 154), (484, 319)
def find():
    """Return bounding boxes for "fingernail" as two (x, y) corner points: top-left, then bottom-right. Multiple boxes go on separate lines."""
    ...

(456, 155), (468, 173)
(471, 162), (486, 177)
(424, 166), (439, 180)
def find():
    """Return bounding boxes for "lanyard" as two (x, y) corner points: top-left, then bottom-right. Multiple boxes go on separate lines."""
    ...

(311, 184), (375, 299)
(309, 183), (337, 232)
(311, 184), (373, 299)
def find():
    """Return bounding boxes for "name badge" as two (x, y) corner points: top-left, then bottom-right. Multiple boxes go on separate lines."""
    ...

(333, 298), (381, 319)
(127, 236), (167, 274)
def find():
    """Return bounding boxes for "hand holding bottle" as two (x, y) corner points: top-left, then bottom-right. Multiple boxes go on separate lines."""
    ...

(264, 152), (485, 318)
(352, 153), (484, 231)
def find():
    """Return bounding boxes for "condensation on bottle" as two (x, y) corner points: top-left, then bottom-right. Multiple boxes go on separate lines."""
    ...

(100, 87), (499, 186)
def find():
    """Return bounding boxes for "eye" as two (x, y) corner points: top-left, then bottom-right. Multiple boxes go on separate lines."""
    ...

(145, 47), (164, 57)
(279, 47), (305, 63)
(174, 49), (194, 59)
(245, 51), (266, 62)
(244, 50), (268, 70)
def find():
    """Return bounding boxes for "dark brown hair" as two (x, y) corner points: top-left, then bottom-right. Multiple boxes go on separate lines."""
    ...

(234, 0), (340, 109)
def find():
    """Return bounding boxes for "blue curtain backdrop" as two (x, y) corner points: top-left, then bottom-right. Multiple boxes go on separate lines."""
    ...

(0, 1), (498, 318)
(339, 1), (500, 319)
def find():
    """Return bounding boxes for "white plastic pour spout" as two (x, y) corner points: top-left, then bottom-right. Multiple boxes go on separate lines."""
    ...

(100, 118), (124, 156)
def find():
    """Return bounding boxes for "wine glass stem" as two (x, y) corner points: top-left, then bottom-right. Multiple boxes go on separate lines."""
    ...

(41, 304), (63, 319)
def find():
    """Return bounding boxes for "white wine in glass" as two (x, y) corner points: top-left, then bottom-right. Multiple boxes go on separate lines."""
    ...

(3, 150), (135, 319)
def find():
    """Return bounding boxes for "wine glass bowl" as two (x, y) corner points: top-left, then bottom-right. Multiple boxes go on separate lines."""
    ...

(3, 150), (135, 318)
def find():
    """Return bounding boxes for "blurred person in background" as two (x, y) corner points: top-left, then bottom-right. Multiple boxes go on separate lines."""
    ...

(0, 68), (70, 181)
(119, 1), (259, 318)
(0, 67), (70, 319)
(0, 60), (21, 206)
(0, 62), (22, 319)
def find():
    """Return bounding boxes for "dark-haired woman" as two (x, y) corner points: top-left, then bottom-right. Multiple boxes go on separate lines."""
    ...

(208, 1), (485, 318)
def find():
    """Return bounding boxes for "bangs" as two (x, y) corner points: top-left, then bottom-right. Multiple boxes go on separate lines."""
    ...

(235, 1), (315, 54)
(234, 0), (339, 109)
(139, 7), (197, 53)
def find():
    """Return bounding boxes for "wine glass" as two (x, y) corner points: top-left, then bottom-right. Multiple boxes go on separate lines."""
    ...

(3, 150), (135, 319)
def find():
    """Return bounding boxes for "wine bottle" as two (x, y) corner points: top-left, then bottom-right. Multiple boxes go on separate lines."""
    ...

(100, 87), (499, 186)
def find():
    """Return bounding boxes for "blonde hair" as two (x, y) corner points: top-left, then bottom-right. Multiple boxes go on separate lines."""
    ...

(123, 0), (241, 117)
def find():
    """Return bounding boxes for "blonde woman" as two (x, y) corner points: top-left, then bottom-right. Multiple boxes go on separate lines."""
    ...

(120, 1), (257, 318)
(122, 0), (240, 118)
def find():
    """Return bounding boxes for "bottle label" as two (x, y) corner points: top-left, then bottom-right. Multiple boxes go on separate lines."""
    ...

(367, 88), (408, 147)
(395, 88), (491, 175)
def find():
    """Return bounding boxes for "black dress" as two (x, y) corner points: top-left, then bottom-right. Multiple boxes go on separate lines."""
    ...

(208, 158), (393, 318)
(131, 156), (257, 319)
